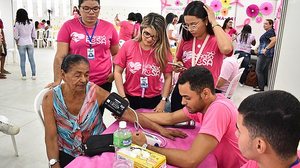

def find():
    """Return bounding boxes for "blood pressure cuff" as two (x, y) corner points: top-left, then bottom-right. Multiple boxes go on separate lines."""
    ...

(103, 92), (129, 117)
(82, 134), (115, 157)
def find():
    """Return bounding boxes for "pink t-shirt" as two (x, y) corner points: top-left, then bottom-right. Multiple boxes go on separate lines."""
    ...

(177, 35), (232, 86)
(114, 40), (173, 97)
(57, 18), (119, 86)
(217, 56), (239, 97)
(183, 94), (247, 168)
(228, 28), (237, 37)
(119, 21), (134, 41)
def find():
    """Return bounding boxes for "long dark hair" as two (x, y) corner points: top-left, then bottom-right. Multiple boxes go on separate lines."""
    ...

(16, 9), (30, 25)
(240, 24), (252, 43)
(182, 1), (214, 41)
(222, 18), (232, 30)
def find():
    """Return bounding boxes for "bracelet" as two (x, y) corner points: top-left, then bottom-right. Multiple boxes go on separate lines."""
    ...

(161, 97), (167, 101)
(212, 23), (221, 29)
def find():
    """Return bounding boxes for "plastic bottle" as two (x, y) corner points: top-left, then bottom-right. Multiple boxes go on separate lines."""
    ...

(113, 121), (132, 168)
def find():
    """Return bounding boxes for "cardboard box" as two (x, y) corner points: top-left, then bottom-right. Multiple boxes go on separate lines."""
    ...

(116, 144), (166, 168)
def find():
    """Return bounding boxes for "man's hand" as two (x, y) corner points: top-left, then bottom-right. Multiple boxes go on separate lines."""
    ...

(154, 101), (166, 113)
(132, 131), (147, 146)
(159, 128), (188, 140)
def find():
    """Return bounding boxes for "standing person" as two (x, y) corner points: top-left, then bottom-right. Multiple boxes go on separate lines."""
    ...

(14, 8), (36, 80)
(237, 90), (300, 168)
(171, 1), (233, 111)
(132, 13), (142, 39)
(166, 13), (179, 48)
(72, 6), (80, 18)
(0, 18), (9, 78)
(234, 24), (256, 86)
(48, 0), (119, 116)
(114, 13), (173, 112)
(114, 12), (136, 45)
(132, 66), (247, 168)
(254, 19), (276, 92)
(222, 17), (237, 38)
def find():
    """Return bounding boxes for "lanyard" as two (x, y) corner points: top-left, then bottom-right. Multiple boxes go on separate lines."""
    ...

(290, 158), (300, 168)
(191, 35), (210, 67)
(139, 44), (153, 76)
(81, 19), (98, 49)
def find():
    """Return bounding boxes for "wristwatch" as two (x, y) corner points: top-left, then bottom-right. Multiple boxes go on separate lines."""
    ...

(49, 159), (59, 167)
(161, 97), (167, 101)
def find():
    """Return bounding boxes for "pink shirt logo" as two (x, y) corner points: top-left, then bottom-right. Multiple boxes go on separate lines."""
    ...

(128, 62), (142, 74)
(183, 51), (216, 67)
(85, 35), (107, 45)
(70, 32), (85, 42)
(142, 64), (160, 77)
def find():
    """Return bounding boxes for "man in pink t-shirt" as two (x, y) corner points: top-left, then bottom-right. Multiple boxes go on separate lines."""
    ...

(115, 12), (135, 42)
(237, 90), (300, 168)
(216, 55), (239, 98)
(132, 66), (246, 168)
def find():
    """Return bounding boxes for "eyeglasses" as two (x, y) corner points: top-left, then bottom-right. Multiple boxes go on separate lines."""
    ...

(81, 6), (100, 13)
(142, 31), (157, 41)
(182, 21), (201, 31)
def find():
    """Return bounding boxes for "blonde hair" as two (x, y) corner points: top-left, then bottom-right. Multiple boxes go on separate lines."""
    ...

(137, 13), (170, 71)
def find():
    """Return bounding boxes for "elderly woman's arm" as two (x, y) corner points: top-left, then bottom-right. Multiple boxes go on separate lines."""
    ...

(42, 91), (61, 168)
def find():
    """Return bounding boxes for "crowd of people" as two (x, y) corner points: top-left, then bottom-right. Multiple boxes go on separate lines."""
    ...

(1, 0), (295, 168)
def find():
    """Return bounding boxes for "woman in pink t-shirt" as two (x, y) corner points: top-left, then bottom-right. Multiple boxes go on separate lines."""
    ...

(222, 17), (237, 38)
(49, 0), (119, 116)
(114, 12), (136, 44)
(171, 1), (233, 112)
(114, 13), (173, 112)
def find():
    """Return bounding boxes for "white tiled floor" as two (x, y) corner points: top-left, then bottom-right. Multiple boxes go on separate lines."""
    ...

(0, 48), (256, 168)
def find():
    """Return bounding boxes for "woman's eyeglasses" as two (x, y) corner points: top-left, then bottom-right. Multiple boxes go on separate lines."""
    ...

(142, 31), (157, 41)
(81, 6), (100, 13)
(182, 21), (201, 31)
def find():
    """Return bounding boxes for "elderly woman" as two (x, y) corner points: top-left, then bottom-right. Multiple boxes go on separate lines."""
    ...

(42, 54), (186, 167)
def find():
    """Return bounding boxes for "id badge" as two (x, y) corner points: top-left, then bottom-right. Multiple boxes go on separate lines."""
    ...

(140, 77), (149, 89)
(87, 48), (95, 60)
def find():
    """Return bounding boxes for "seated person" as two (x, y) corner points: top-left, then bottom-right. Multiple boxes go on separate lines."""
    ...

(132, 66), (247, 168)
(237, 90), (300, 168)
(42, 54), (187, 168)
(216, 55), (239, 97)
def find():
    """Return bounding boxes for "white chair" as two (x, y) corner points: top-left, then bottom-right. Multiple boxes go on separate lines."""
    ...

(45, 29), (56, 48)
(33, 88), (49, 126)
(35, 29), (45, 48)
(0, 115), (19, 156)
(237, 56), (244, 68)
(225, 68), (245, 98)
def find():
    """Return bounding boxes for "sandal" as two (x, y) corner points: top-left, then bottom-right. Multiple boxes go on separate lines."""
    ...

(0, 75), (6, 79)
(3, 70), (11, 74)
(0, 73), (6, 77)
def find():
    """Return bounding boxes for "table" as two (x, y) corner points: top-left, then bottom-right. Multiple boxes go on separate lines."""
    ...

(66, 111), (217, 168)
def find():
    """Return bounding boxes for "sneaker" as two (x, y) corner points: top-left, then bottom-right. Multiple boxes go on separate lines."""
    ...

(21, 76), (26, 80)
(31, 76), (36, 80)
(239, 83), (244, 87)
(0, 115), (20, 135)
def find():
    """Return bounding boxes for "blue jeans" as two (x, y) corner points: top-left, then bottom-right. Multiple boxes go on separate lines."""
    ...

(235, 51), (251, 84)
(256, 55), (272, 90)
(18, 45), (36, 77)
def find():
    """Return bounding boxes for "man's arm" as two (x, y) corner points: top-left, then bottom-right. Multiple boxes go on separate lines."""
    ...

(133, 132), (218, 168)
(141, 109), (190, 125)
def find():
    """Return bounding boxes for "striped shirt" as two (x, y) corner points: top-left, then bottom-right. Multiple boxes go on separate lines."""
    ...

(53, 82), (106, 157)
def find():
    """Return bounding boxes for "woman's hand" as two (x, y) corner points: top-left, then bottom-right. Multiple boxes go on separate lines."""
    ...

(154, 100), (166, 113)
(159, 128), (188, 140)
(203, 5), (217, 25)
(173, 61), (186, 73)
(106, 72), (114, 83)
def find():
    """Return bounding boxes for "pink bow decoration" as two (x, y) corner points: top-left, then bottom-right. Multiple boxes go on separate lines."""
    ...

(236, 18), (251, 28)
(260, 2), (273, 16)
(246, 4), (259, 18)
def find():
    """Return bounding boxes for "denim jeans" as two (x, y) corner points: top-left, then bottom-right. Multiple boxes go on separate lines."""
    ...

(256, 54), (273, 90)
(18, 45), (36, 77)
(235, 51), (251, 84)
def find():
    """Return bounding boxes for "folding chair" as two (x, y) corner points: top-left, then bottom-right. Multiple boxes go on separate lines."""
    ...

(33, 88), (49, 126)
(225, 68), (245, 98)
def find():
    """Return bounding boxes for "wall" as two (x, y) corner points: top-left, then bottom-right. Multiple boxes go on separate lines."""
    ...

(272, 0), (300, 99)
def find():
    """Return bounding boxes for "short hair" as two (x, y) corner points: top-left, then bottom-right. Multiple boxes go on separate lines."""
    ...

(135, 13), (143, 24)
(178, 66), (215, 94)
(61, 54), (89, 73)
(266, 19), (274, 29)
(182, 1), (214, 41)
(165, 13), (175, 25)
(127, 12), (136, 21)
(238, 90), (300, 159)
(78, 0), (100, 8)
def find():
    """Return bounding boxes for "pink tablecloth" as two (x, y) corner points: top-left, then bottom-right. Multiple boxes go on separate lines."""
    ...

(66, 110), (217, 168)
